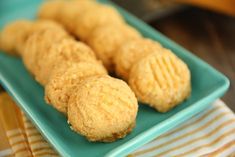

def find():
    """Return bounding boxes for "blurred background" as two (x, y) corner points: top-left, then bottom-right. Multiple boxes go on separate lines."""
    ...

(112, 0), (235, 111)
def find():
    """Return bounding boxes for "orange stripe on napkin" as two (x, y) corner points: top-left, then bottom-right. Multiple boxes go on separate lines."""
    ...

(175, 128), (235, 157)
(133, 107), (228, 156)
(0, 119), (11, 152)
(155, 105), (223, 140)
(0, 92), (59, 157)
(158, 121), (235, 157)
(131, 100), (235, 157)
(206, 140), (235, 156)
(0, 93), (32, 157)
(21, 112), (59, 157)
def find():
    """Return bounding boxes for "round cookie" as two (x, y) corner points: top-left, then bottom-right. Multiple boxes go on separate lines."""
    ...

(87, 24), (141, 71)
(59, 0), (98, 34)
(22, 23), (69, 78)
(0, 20), (33, 56)
(114, 38), (163, 80)
(67, 75), (138, 142)
(129, 49), (191, 112)
(33, 20), (66, 31)
(45, 61), (107, 114)
(37, 0), (66, 21)
(36, 38), (97, 85)
(74, 5), (124, 40)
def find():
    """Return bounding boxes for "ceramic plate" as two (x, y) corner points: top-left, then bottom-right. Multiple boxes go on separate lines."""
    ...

(0, 0), (229, 156)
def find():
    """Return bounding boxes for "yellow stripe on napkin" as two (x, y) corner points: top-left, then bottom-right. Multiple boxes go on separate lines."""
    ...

(0, 92), (58, 157)
(131, 100), (235, 157)
(0, 93), (32, 157)
(21, 113), (59, 157)
(0, 121), (13, 157)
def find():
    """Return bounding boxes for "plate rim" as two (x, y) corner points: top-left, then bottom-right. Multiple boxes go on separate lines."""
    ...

(0, 0), (230, 156)
(0, 66), (229, 157)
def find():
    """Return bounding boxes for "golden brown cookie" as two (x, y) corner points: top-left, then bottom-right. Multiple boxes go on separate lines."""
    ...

(87, 24), (141, 72)
(114, 38), (163, 80)
(74, 5), (124, 40)
(67, 75), (138, 142)
(59, 0), (98, 34)
(33, 19), (65, 31)
(45, 61), (107, 114)
(36, 38), (97, 85)
(37, 0), (66, 21)
(129, 49), (191, 112)
(0, 20), (33, 56)
(22, 22), (69, 79)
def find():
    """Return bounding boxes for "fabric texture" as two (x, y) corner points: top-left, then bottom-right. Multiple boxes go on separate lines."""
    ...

(0, 93), (58, 157)
(0, 92), (234, 157)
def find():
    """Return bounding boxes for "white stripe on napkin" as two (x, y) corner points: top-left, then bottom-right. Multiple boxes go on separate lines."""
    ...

(132, 100), (235, 157)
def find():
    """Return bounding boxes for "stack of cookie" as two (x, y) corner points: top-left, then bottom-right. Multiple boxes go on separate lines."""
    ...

(38, 0), (191, 112)
(0, 20), (138, 142)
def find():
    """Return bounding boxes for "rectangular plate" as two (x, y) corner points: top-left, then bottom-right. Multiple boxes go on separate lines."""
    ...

(0, 0), (229, 156)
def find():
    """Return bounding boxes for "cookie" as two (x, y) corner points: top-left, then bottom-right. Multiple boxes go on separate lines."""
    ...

(36, 38), (97, 85)
(37, 0), (66, 21)
(74, 5), (124, 40)
(114, 38), (163, 80)
(87, 24), (141, 72)
(45, 61), (107, 114)
(33, 20), (65, 31)
(22, 22), (69, 79)
(67, 75), (138, 142)
(129, 50), (191, 112)
(59, 0), (98, 34)
(0, 20), (33, 56)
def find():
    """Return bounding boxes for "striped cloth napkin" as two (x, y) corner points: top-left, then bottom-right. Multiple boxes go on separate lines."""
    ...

(0, 92), (234, 157)
(0, 93), (58, 157)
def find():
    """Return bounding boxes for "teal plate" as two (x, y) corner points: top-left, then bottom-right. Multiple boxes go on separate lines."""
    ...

(0, 0), (229, 156)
